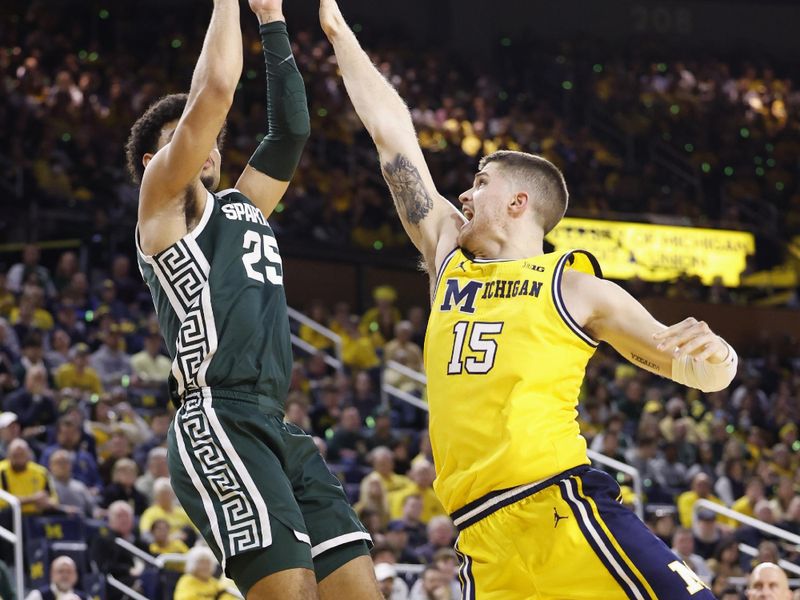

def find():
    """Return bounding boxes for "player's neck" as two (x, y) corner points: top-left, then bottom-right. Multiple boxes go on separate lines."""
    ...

(472, 232), (544, 261)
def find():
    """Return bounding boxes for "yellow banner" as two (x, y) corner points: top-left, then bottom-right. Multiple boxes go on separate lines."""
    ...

(546, 218), (755, 286)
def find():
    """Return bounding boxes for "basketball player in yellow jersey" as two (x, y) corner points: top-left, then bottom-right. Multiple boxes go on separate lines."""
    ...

(320, 2), (736, 598)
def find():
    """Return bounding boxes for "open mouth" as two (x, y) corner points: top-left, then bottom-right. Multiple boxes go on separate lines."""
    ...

(463, 207), (474, 221)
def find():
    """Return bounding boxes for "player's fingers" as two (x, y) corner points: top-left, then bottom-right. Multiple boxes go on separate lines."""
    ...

(656, 320), (711, 352)
(653, 317), (697, 340)
(694, 337), (727, 361)
(678, 333), (718, 358)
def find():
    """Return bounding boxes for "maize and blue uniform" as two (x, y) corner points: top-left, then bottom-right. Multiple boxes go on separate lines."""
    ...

(425, 248), (714, 600)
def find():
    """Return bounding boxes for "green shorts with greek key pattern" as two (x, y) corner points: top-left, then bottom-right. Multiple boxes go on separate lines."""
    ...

(167, 387), (371, 593)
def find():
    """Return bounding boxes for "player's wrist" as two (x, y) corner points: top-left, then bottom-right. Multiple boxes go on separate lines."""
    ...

(256, 9), (285, 25)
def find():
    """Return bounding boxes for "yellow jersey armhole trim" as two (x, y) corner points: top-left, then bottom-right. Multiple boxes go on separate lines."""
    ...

(552, 250), (603, 348)
(432, 247), (460, 297)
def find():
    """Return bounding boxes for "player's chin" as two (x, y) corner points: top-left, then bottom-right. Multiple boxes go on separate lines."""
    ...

(200, 173), (219, 191)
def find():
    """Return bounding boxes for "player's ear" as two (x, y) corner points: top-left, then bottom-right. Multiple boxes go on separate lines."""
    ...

(142, 153), (153, 169)
(508, 191), (528, 216)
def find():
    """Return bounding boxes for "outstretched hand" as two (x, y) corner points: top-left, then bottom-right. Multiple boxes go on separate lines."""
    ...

(319, 0), (345, 38)
(653, 317), (729, 363)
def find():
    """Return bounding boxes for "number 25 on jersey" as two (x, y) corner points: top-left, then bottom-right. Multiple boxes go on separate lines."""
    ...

(242, 230), (283, 286)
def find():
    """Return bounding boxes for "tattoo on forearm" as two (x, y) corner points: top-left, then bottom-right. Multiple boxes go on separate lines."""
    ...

(631, 352), (659, 371)
(382, 154), (433, 225)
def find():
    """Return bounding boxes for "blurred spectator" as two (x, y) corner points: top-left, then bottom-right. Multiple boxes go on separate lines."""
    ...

(731, 478), (766, 520)
(369, 446), (411, 495)
(89, 501), (146, 600)
(0, 438), (57, 515)
(672, 527), (713, 584)
(431, 548), (461, 599)
(41, 417), (101, 490)
(389, 460), (445, 523)
(361, 286), (402, 349)
(98, 457), (148, 516)
(383, 321), (424, 394)
(356, 474), (391, 530)
(49, 449), (95, 517)
(745, 562), (792, 600)
(408, 565), (457, 600)
(135, 446), (168, 504)
(327, 406), (369, 464)
(715, 459), (747, 506)
(389, 495), (428, 549)
(4, 363), (57, 429)
(352, 371), (381, 422)
(341, 316), (381, 371)
(139, 477), (193, 542)
(7, 244), (55, 297)
(385, 520), (422, 564)
(374, 562), (408, 600)
(414, 516), (456, 565)
(98, 431), (134, 485)
(707, 537), (745, 579)
(285, 392), (313, 433)
(23, 555), (87, 600)
(89, 323), (131, 389)
(693, 509), (723, 559)
(147, 518), (189, 571)
(130, 331), (170, 390)
(309, 378), (343, 436)
(45, 328), (72, 370)
(0, 413), (21, 459)
(367, 410), (401, 451)
(299, 300), (334, 351)
(13, 332), (47, 383)
(677, 473), (725, 529)
(54, 343), (102, 396)
(173, 546), (237, 600)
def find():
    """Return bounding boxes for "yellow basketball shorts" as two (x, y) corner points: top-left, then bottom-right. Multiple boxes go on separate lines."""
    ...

(450, 466), (714, 600)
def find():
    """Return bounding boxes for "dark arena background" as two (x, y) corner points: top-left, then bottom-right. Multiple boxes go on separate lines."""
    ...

(1, 0), (800, 598)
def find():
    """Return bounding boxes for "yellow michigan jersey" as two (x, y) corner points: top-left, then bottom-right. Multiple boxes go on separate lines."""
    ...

(424, 248), (602, 515)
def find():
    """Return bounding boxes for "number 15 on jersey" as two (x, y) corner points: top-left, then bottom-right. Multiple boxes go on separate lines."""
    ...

(448, 321), (504, 375)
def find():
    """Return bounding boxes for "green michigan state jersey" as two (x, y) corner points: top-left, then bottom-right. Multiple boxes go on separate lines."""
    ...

(136, 188), (292, 405)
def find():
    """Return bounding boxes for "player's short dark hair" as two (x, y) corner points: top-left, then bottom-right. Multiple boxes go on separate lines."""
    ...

(125, 93), (227, 184)
(478, 150), (568, 234)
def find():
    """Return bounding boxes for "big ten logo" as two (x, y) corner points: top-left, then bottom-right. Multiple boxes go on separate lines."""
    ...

(631, 4), (693, 36)
(45, 523), (64, 539)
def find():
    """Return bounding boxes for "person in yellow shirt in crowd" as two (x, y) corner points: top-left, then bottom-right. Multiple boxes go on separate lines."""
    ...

(731, 478), (765, 522)
(341, 315), (380, 371)
(139, 477), (194, 541)
(677, 472), (726, 529)
(148, 518), (189, 572)
(0, 439), (58, 515)
(360, 286), (401, 349)
(299, 299), (334, 351)
(173, 546), (238, 600)
(54, 343), (103, 396)
(389, 460), (445, 523)
(9, 288), (54, 333)
(369, 446), (411, 495)
(383, 321), (424, 395)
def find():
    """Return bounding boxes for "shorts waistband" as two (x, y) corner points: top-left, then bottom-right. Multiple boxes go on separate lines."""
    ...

(181, 387), (284, 418)
(450, 465), (590, 530)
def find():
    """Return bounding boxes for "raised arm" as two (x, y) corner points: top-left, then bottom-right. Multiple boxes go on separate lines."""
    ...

(563, 270), (738, 393)
(139, 0), (242, 216)
(235, 0), (310, 218)
(319, 0), (464, 272)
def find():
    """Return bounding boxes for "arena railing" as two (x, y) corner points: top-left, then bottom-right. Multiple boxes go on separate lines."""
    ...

(0, 489), (24, 600)
(287, 306), (344, 371)
(381, 362), (646, 520)
(737, 543), (800, 577)
(694, 499), (800, 552)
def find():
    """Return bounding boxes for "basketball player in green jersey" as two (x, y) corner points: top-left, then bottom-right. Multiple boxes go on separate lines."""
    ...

(125, 1), (380, 598)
